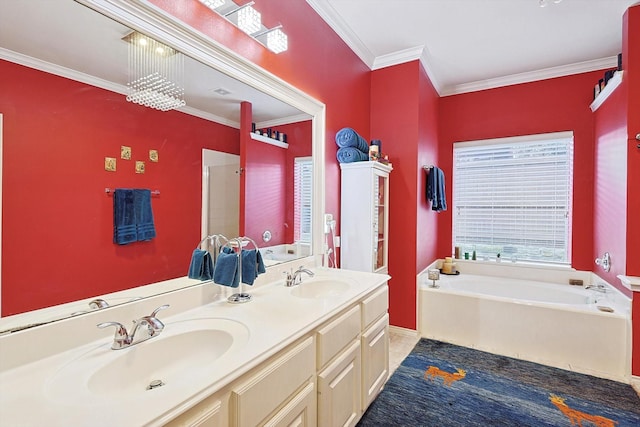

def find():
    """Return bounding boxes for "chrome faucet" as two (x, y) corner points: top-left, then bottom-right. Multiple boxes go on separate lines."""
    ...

(585, 283), (608, 293)
(97, 304), (169, 350)
(284, 266), (315, 287)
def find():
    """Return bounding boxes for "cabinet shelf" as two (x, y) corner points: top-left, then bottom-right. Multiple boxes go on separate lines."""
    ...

(250, 131), (289, 149)
(590, 71), (623, 112)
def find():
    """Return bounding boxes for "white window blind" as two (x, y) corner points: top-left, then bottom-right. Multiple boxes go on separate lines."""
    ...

(453, 132), (574, 264)
(294, 157), (313, 244)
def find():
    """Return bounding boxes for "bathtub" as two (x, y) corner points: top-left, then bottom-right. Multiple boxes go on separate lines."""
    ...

(418, 263), (631, 382)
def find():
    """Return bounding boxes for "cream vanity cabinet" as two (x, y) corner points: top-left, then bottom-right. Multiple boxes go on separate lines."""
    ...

(340, 162), (392, 274)
(165, 284), (389, 427)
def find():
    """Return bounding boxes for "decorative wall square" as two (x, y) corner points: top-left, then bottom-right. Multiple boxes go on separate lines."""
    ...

(149, 149), (159, 162)
(135, 161), (145, 174)
(121, 146), (132, 160)
(105, 157), (116, 172)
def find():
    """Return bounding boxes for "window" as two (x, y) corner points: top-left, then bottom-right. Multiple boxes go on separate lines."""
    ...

(453, 132), (574, 264)
(294, 157), (313, 244)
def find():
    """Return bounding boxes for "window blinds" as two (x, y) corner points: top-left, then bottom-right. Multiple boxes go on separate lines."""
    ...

(294, 157), (313, 244)
(453, 132), (574, 264)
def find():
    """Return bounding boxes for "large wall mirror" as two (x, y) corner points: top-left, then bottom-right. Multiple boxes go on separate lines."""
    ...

(0, 0), (325, 331)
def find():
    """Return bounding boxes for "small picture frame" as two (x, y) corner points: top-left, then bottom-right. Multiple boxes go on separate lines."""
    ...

(121, 146), (132, 160)
(149, 149), (159, 162)
(135, 161), (145, 174)
(105, 157), (116, 172)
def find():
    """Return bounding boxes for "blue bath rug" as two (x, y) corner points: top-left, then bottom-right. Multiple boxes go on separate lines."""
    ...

(358, 339), (640, 426)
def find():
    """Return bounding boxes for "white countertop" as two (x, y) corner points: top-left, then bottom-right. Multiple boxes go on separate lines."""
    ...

(0, 267), (388, 427)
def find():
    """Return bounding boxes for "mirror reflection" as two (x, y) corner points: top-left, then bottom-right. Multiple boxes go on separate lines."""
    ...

(0, 0), (313, 327)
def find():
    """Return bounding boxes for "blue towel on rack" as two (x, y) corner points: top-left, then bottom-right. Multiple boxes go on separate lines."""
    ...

(188, 249), (214, 281)
(426, 166), (447, 212)
(337, 147), (369, 163)
(335, 127), (369, 153)
(241, 249), (267, 285)
(134, 189), (156, 241)
(113, 189), (137, 245)
(213, 250), (239, 288)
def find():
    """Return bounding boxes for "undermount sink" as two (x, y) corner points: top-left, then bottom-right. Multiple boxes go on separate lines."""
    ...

(44, 317), (249, 403)
(290, 278), (352, 299)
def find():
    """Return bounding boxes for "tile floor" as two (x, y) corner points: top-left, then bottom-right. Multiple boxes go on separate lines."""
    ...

(389, 327), (420, 374)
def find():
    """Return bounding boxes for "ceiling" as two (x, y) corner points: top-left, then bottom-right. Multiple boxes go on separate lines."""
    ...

(0, 0), (307, 128)
(307, 0), (638, 95)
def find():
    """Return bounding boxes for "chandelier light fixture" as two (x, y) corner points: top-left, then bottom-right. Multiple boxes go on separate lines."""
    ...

(123, 31), (186, 112)
(198, 0), (288, 54)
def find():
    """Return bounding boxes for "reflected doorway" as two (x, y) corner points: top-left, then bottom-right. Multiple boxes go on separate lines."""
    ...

(201, 149), (240, 240)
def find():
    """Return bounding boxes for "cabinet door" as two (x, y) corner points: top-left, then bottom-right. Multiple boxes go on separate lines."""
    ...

(231, 337), (315, 427)
(361, 314), (389, 409)
(264, 382), (316, 427)
(373, 173), (388, 272)
(317, 340), (362, 427)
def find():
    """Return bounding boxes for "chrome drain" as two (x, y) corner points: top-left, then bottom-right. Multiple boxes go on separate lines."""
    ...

(147, 379), (165, 390)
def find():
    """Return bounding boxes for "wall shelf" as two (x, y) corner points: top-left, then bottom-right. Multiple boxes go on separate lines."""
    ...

(590, 71), (623, 112)
(250, 131), (289, 149)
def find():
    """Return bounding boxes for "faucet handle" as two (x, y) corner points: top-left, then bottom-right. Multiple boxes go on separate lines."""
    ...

(97, 321), (130, 349)
(150, 304), (170, 318)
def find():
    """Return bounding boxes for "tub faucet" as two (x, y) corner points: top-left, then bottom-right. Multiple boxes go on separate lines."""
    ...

(97, 304), (169, 350)
(284, 266), (314, 287)
(585, 283), (607, 293)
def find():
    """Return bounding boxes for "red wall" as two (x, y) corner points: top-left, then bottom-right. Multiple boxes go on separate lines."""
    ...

(593, 75), (628, 292)
(621, 4), (640, 377)
(370, 61), (440, 329)
(438, 71), (602, 272)
(0, 60), (239, 315)
(244, 137), (287, 245)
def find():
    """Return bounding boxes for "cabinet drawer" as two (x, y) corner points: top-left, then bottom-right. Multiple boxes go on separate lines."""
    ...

(231, 337), (315, 427)
(164, 394), (224, 427)
(263, 382), (316, 427)
(316, 305), (361, 369)
(361, 285), (388, 329)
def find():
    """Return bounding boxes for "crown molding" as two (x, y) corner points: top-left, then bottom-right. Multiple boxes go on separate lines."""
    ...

(305, 0), (375, 68)
(371, 45), (424, 70)
(442, 56), (618, 96)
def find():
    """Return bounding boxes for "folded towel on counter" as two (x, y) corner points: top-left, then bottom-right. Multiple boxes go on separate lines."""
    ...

(113, 189), (137, 245)
(188, 249), (214, 281)
(335, 127), (369, 153)
(134, 189), (156, 241)
(241, 249), (267, 285)
(426, 166), (447, 212)
(213, 250), (239, 288)
(337, 147), (369, 163)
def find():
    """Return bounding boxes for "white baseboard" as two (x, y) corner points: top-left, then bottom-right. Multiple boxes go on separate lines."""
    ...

(389, 325), (419, 338)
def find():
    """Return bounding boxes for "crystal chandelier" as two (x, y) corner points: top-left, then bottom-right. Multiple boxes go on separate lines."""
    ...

(123, 32), (186, 112)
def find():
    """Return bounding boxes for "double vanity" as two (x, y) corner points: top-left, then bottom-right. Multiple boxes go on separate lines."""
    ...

(0, 264), (390, 426)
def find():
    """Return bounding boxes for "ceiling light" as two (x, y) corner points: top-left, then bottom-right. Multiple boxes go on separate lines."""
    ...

(199, 0), (225, 10)
(232, 4), (262, 35)
(267, 28), (288, 54)
(122, 31), (186, 112)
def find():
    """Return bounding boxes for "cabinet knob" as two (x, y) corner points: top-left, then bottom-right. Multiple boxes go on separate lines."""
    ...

(636, 133), (640, 141)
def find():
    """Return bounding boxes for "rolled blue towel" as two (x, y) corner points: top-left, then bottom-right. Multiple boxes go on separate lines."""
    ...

(188, 249), (213, 281)
(134, 189), (156, 241)
(113, 189), (137, 245)
(213, 251), (239, 288)
(335, 127), (369, 153)
(337, 147), (369, 163)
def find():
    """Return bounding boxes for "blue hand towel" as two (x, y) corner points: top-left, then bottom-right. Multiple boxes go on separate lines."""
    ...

(337, 147), (369, 163)
(134, 189), (156, 241)
(113, 189), (137, 245)
(241, 249), (267, 285)
(335, 127), (369, 153)
(426, 166), (447, 212)
(213, 251), (239, 288)
(188, 249), (214, 281)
